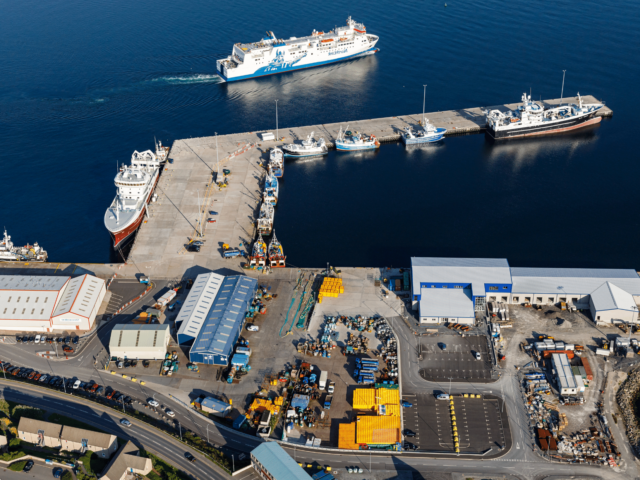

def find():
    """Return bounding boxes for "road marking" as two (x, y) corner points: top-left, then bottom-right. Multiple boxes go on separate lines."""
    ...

(516, 442), (520, 449)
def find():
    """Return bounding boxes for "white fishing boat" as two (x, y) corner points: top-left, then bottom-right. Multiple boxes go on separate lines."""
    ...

(335, 126), (379, 151)
(282, 132), (328, 157)
(263, 169), (279, 206)
(0, 229), (48, 262)
(268, 231), (286, 268)
(485, 92), (604, 139)
(401, 120), (447, 145)
(269, 148), (284, 178)
(257, 202), (275, 236)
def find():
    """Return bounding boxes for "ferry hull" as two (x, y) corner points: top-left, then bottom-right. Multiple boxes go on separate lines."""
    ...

(219, 47), (379, 83)
(487, 113), (601, 139)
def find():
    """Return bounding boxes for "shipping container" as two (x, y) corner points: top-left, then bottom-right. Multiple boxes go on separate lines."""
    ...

(581, 357), (594, 380)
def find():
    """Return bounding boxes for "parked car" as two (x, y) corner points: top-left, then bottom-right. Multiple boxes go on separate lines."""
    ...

(108, 390), (119, 400)
(436, 393), (450, 401)
(123, 396), (132, 404)
(63, 346), (74, 353)
(39, 374), (49, 383)
(142, 361), (150, 368)
(401, 401), (413, 408)
(403, 429), (416, 437)
(64, 336), (71, 344)
(440, 343), (447, 351)
(115, 394), (124, 402)
(56, 337), (63, 343)
(53, 467), (63, 478)
(148, 399), (159, 407)
(35, 335), (41, 344)
(27, 371), (37, 380)
(475, 352), (481, 360)
(72, 336), (79, 345)
(29, 336), (35, 343)
(23, 460), (34, 472)
(404, 442), (418, 451)
(166, 410), (175, 417)
(131, 360), (138, 367)
(73, 380), (82, 389)
(15, 336), (22, 343)
(124, 361), (130, 368)
(246, 325), (259, 332)
(117, 361), (123, 369)
(33, 373), (42, 381)
(95, 386), (104, 395)
(49, 376), (59, 385)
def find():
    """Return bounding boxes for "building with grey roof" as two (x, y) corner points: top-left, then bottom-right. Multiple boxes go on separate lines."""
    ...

(552, 353), (578, 395)
(18, 418), (63, 448)
(251, 442), (312, 480)
(418, 288), (475, 324)
(99, 440), (151, 480)
(589, 282), (638, 326)
(60, 426), (118, 458)
(177, 272), (224, 345)
(109, 324), (170, 360)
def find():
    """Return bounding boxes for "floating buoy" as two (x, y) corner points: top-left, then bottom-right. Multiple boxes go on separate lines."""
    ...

(445, 3), (447, 5)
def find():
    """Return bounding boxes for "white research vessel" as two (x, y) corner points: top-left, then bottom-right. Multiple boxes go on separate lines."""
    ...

(217, 17), (379, 82)
(104, 141), (168, 248)
(485, 93), (604, 139)
(0, 229), (48, 262)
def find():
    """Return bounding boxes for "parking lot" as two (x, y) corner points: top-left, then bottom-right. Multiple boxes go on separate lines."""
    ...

(402, 392), (510, 454)
(418, 334), (494, 383)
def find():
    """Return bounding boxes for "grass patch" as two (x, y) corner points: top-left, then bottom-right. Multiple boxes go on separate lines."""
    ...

(9, 460), (27, 471)
(142, 450), (191, 480)
(0, 450), (27, 462)
(11, 405), (45, 422)
(48, 414), (106, 433)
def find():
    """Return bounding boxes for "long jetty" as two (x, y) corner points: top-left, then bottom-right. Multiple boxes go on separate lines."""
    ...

(0, 95), (612, 281)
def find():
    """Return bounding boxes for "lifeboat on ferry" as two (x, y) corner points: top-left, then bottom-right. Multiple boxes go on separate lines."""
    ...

(321, 39), (334, 43)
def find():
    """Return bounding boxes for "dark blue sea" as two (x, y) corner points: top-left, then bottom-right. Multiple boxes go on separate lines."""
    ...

(1, 0), (639, 268)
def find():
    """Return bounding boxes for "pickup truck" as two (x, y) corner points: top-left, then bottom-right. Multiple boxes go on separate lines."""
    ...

(323, 395), (333, 409)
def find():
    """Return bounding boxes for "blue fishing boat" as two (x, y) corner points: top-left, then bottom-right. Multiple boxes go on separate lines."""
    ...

(335, 126), (380, 151)
(263, 169), (279, 206)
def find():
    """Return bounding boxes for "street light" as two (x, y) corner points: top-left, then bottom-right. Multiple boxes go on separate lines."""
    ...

(232, 454), (235, 473)
(275, 100), (279, 141)
(561, 70), (566, 100)
(177, 420), (182, 441)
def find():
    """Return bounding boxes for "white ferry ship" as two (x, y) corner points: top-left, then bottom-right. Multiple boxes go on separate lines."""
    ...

(104, 141), (168, 248)
(217, 17), (379, 82)
(485, 93), (604, 139)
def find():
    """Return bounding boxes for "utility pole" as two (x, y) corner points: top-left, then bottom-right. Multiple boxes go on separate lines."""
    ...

(206, 424), (209, 444)
(561, 70), (566, 100)
(122, 396), (125, 413)
(177, 421), (182, 441)
(215, 132), (219, 179)
(275, 100), (279, 140)
(2, 363), (5, 380)
(422, 84), (427, 125)
(232, 454), (235, 473)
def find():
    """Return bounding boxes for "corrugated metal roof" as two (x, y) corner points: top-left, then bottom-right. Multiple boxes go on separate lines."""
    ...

(251, 442), (313, 479)
(353, 389), (376, 410)
(0, 276), (70, 321)
(109, 324), (170, 349)
(177, 273), (224, 340)
(590, 282), (636, 312)
(552, 353), (577, 390)
(411, 257), (511, 295)
(200, 397), (231, 412)
(511, 268), (640, 295)
(355, 416), (401, 445)
(375, 388), (399, 406)
(0, 275), (69, 291)
(419, 288), (475, 318)
(52, 274), (105, 319)
(191, 276), (257, 361)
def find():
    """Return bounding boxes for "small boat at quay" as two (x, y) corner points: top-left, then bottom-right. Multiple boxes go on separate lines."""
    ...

(249, 235), (267, 269)
(282, 132), (328, 157)
(269, 148), (284, 177)
(263, 169), (279, 206)
(268, 231), (286, 268)
(0, 229), (48, 262)
(257, 202), (275, 236)
(401, 119), (447, 145)
(335, 126), (379, 151)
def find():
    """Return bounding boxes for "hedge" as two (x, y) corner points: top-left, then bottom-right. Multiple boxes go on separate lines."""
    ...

(8, 460), (27, 471)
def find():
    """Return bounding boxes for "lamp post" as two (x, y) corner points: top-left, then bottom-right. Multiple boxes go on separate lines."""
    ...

(232, 454), (235, 473)
(561, 70), (566, 100)
(177, 420), (182, 441)
(422, 84), (427, 125)
(275, 100), (279, 141)
(2, 363), (5, 380)
(206, 424), (209, 444)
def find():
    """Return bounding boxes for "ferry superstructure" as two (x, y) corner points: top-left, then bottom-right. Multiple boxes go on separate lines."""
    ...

(485, 93), (604, 139)
(217, 17), (379, 82)
(104, 142), (167, 248)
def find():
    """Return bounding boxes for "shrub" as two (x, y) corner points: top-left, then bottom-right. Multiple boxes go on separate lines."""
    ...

(8, 460), (27, 471)
(9, 437), (21, 448)
(11, 405), (45, 422)
(0, 450), (26, 461)
(61, 471), (73, 480)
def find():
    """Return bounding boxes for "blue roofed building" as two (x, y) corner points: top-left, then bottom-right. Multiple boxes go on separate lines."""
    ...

(251, 442), (313, 480)
(188, 275), (258, 365)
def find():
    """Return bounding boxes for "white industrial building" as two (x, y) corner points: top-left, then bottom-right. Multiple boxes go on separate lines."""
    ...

(176, 272), (224, 345)
(411, 258), (640, 326)
(109, 324), (170, 360)
(552, 353), (578, 396)
(589, 282), (638, 326)
(0, 274), (106, 332)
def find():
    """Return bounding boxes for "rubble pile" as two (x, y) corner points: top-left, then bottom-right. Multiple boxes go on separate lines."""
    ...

(616, 369), (640, 455)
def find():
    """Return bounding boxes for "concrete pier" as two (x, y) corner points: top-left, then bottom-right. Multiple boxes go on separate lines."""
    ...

(0, 95), (612, 281)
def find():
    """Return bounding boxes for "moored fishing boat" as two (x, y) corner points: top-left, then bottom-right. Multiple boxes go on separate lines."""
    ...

(269, 148), (284, 177)
(257, 202), (275, 236)
(485, 92), (604, 139)
(0, 229), (48, 262)
(268, 231), (286, 268)
(401, 119), (447, 145)
(282, 132), (328, 157)
(263, 169), (279, 206)
(249, 235), (267, 269)
(335, 126), (379, 151)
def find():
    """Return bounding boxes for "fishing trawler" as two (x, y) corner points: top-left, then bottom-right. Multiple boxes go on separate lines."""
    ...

(335, 126), (380, 151)
(217, 17), (379, 82)
(485, 92), (604, 139)
(0, 229), (48, 262)
(263, 169), (279, 206)
(268, 231), (286, 268)
(249, 235), (267, 269)
(104, 140), (168, 248)
(257, 202), (275, 236)
(282, 132), (328, 157)
(269, 148), (284, 177)
(401, 119), (447, 145)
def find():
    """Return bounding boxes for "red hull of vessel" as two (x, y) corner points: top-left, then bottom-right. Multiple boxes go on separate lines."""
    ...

(111, 208), (146, 248)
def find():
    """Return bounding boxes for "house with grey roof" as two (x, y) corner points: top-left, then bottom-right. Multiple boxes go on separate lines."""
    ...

(18, 418), (62, 448)
(60, 426), (118, 458)
(99, 441), (151, 480)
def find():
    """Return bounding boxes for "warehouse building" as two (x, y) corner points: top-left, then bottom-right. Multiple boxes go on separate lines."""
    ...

(251, 442), (313, 480)
(177, 272), (224, 345)
(188, 275), (258, 365)
(411, 257), (512, 324)
(589, 282), (638, 326)
(109, 324), (171, 360)
(0, 274), (106, 332)
(411, 258), (640, 325)
(552, 353), (578, 396)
